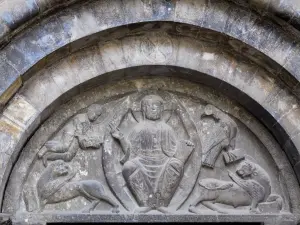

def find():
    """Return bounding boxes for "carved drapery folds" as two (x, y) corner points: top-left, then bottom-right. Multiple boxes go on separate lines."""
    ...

(7, 86), (289, 218)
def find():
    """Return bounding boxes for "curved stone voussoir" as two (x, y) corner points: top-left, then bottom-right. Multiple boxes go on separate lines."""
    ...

(0, 0), (300, 108)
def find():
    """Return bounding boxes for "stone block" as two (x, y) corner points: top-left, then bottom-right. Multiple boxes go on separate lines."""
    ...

(19, 70), (63, 113)
(284, 44), (300, 81)
(49, 59), (80, 93)
(175, 0), (206, 25)
(0, 115), (24, 156)
(91, 0), (124, 31)
(0, 77), (22, 107)
(2, 94), (38, 130)
(31, 15), (71, 55)
(0, 57), (20, 98)
(5, 30), (45, 76)
(0, 0), (39, 30)
(99, 40), (127, 72)
(57, 5), (98, 43)
(67, 46), (105, 85)
(263, 87), (299, 121)
(123, 0), (175, 24)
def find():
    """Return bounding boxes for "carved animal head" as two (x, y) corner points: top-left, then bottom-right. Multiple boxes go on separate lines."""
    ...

(51, 160), (71, 178)
(87, 104), (103, 122)
(236, 161), (258, 178)
(202, 104), (221, 121)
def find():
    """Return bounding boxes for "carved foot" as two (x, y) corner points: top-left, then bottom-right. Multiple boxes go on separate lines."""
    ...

(188, 205), (200, 214)
(41, 156), (48, 167)
(157, 207), (172, 214)
(111, 206), (120, 213)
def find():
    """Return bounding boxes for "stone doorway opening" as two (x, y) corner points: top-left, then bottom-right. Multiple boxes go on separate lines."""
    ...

(48, 223), (264, 225)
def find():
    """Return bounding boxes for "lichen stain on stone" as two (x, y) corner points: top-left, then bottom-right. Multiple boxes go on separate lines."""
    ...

(255, 73), (275, 94)
(202, 52), (215, 60)
(278, 99), (291, 112)
(0, 132), (13, 153)
(133, 80), (145, 91)
(70, 13), (98, 41)
(0, 118), (22, 139)
(79, 169), (88, 176)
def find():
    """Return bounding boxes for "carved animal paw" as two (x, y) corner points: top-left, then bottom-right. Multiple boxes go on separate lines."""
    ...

(250, 208), (260, 214)
(111, 206), (120, 213)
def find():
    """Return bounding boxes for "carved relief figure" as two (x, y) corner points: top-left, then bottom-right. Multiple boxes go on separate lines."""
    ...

(110, 95), (195, 213)
(38, 104), (105, 166)
(189, 160), (283, 214)
(36, 160), (119, 213)
(201, 104), (244, 168)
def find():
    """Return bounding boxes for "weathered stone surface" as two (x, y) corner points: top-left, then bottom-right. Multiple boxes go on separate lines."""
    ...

(2, 77), (299, 224)
(3, 32), (299, 182)
(3, 95), (38, 130)
(1, 1), (300, 224)
(0, 213), (11, 224)
(0, 0), (39, 30)
(0, 77), (21, 109)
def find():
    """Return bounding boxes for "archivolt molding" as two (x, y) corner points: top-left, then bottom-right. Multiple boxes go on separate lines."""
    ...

(0, 0), (299, 46)
(1, 0), (300, 107)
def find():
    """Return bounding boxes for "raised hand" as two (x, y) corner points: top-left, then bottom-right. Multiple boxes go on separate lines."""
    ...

(185, 140), (194, 148)
(109, 123), (124, 140)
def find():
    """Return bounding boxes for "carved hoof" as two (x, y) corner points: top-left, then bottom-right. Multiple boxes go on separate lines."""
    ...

(81, 207), (91, 213)
(250, 208), (260, 214)
(111, 206), (120, 214)
(157, 207), (171, 214)
(188, 206), (198, 214)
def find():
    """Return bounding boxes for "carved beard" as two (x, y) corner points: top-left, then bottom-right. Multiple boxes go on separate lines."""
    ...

(145, 110), (162, 120)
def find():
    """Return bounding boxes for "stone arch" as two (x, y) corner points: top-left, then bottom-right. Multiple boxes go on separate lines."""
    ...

(0, 0), (300, 224)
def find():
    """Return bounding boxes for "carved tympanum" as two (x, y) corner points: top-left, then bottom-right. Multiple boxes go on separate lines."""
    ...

(189, 159), (283, 214)
(19, 89), (285, 216)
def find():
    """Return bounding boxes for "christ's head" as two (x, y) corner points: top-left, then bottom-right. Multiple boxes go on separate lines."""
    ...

(141, 95), (164, 121)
